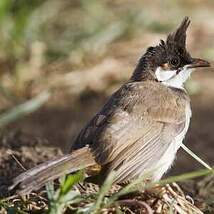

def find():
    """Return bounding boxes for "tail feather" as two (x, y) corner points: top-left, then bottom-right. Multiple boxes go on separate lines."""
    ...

(9, 147), (96, 195)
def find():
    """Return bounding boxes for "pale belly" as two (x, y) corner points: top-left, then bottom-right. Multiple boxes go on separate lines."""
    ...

(152, 104), (192, 181)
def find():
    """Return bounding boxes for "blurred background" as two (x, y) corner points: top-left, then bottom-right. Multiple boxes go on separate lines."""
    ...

(0, 0), (213, 195)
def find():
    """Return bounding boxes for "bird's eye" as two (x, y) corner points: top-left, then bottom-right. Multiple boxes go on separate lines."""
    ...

(170, 57), (180, 67)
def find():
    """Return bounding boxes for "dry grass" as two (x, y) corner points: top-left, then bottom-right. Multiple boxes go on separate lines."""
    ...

(0, 0), (213, 213)
(1, 170), (213, 213)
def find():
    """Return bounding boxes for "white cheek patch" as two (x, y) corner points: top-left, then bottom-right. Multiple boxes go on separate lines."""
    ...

(155, 67), (177, 82)
(155, 65), (194, 89)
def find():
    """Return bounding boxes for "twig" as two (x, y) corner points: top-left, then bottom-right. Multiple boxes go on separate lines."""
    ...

(181, 143), (212, 170)
(118, 199), (153, 214)
(7, 150), (26, 171)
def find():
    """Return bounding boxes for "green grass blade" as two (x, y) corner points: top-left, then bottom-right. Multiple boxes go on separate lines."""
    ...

(60, 171), (84, 196)
(108, 168), (214, 206)
(91, 171), (116, 213)
(0, 90), (50, 127)
(155, 168), (214, 187)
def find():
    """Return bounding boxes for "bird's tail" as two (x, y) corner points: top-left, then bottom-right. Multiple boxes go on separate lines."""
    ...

(9, 147), (96, 195)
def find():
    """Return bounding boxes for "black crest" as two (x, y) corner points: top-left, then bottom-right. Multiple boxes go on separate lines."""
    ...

(166, 17), (190, 56)
(132, 17), (192, 81)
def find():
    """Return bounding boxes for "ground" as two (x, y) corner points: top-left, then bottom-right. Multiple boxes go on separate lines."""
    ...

(0, 1), (213, 212)
(0, 53), (213, 212)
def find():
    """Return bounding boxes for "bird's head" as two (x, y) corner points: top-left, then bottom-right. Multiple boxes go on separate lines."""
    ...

(132, 17), (210, 88)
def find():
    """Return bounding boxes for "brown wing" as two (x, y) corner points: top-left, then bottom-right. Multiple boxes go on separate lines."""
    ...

(99, 115), (185, 182)
(72, 81), (189, 182)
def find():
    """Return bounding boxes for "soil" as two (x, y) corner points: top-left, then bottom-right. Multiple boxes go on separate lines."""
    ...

(0, 70), (213, 198)
(0, 34), (213, 201)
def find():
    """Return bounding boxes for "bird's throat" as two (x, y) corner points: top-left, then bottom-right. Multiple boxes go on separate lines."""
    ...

(155, 66), (193, 89)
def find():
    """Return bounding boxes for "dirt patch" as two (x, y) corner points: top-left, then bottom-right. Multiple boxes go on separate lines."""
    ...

(1, 71), (213, 198)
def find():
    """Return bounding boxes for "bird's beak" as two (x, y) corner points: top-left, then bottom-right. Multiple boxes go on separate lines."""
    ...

(188, 58), (210, 69)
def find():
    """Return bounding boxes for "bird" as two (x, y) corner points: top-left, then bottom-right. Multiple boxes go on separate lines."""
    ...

(10, 17), (210, 195)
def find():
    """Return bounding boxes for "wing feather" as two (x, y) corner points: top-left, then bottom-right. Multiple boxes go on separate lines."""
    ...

(72, 81), (189, 182)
